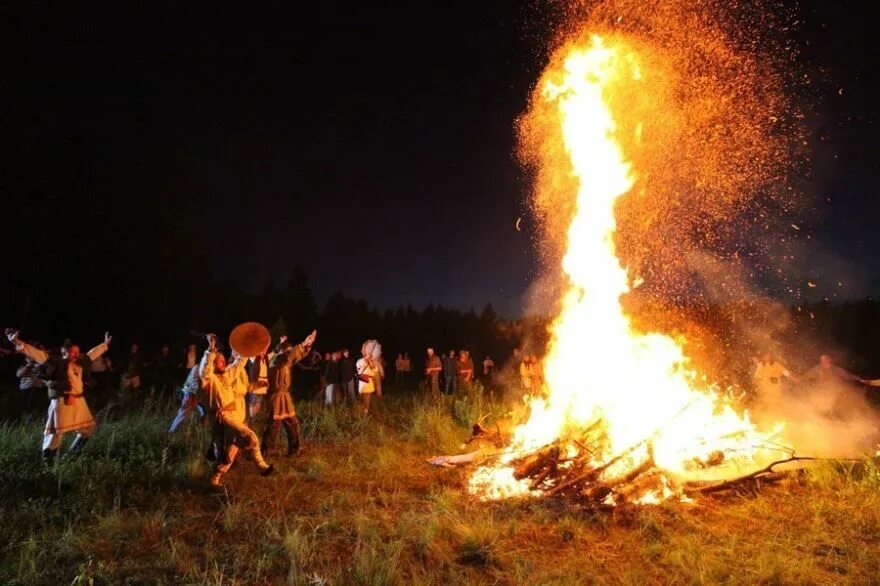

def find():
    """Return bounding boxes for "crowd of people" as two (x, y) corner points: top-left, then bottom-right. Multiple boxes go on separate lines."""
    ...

(6, 321), (878, 487)
(2, 325), (508, 487)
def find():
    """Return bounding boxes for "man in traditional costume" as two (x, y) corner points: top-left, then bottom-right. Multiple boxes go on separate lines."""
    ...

(246, 350), (272, 421)
(6, 329), (111, 460)
(457, 350), (475, 391)
(200, 333), (274, 486)
(262, 330), (317, 456)
(167, 362), (205, 433)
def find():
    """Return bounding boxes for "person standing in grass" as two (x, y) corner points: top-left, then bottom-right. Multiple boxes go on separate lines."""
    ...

(339, 348), (357, 402)
(262, 330), (317, 456)
(324, 351), (341, 405)
(168, 362), (205, 433)
(356, 339), (381, 414)
(395, 353), (405, 387)
(6, 328), (111, 461)
(457, 350), (474, 391)
(16, 353), (45, 418)
(482, 355), (495, 386)
(246, 350), (271, 421)
(442, 350), (458, 395)
(425, 348), (442, 396)
(402, 352), (412, 388)
(200, 333), (274, 487)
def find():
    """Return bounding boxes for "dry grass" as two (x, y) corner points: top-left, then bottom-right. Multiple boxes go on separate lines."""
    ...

(1, 388), (879, 585)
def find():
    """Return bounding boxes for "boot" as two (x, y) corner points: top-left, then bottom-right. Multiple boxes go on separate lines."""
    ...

(68, 435), (89, 452)
(286, 418), (301, 456)
(259, 463), (275, 477)
(42, 448), (59, 464)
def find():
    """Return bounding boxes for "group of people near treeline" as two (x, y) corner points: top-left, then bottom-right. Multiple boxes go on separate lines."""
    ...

(5, 321), (879, 487)
(2, 325), (504, 486)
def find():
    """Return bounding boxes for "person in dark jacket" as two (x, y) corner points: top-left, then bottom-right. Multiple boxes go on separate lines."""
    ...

(324, 351), (341, 405)
(339, 348), (356, 402)
(442, 350), (457, 395)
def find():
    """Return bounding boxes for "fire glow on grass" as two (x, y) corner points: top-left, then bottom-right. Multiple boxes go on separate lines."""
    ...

(469, 36), (785, 504)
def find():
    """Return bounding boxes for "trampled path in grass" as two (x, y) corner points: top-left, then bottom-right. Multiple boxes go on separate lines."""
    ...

(1, 390), (879, 584)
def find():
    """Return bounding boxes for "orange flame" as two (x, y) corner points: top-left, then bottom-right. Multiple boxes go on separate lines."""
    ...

(470, 36), (783, 503)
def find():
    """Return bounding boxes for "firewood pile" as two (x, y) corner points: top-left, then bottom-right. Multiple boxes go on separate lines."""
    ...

(468, 418), (812, 506)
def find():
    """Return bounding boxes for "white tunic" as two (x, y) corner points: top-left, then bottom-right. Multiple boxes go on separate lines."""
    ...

(18, 341), (108, 435)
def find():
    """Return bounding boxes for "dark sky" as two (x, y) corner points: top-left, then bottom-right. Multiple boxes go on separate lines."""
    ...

(4, 1), (877, 318)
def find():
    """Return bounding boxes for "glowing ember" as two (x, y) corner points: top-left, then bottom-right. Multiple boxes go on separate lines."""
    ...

(469, 35), (784, 503)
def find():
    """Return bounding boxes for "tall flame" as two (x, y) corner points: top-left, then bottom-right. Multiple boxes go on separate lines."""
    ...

(470, 36), (782, 503)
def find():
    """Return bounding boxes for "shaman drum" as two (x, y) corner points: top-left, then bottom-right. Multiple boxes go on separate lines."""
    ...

(229, 322), (271, 358)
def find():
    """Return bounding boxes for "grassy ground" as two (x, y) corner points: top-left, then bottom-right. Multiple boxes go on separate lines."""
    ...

(1, 386), (879, 585)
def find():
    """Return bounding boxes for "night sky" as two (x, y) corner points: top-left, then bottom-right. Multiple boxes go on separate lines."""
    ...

(4, 1), (878, 322)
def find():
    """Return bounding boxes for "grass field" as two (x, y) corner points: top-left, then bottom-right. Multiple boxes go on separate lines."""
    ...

(1, 385), (879, 585)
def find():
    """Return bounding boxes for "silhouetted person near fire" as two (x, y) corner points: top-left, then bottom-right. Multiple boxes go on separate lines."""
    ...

(750, 353), (797, 419)
(6, 328), (111, 461)
(800, 354), (868, 419)
(262, 331), (317, 456)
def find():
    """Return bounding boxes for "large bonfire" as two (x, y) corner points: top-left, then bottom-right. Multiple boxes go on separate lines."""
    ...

(469, 3), (802, 505)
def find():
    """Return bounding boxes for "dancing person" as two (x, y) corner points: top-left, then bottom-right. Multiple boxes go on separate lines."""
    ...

(200, 333), (274, 487)
(425, 348), (442, 396)
(262, 330), (317, 456)
(168, 362), (205, 433)
(6, 329), (111, 461)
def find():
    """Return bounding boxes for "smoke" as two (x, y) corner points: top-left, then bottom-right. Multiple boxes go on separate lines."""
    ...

(757, 382), (880, 458)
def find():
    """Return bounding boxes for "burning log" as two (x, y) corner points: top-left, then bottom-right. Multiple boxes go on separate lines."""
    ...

(513, 445), (560, 480)
(544, 438), (651, 497)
